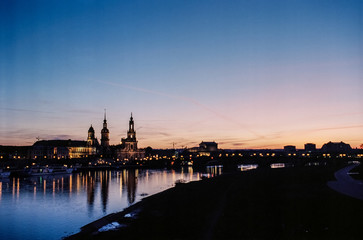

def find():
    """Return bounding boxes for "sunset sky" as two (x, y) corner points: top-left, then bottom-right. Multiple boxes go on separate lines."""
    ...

(1, 0), (362, 149)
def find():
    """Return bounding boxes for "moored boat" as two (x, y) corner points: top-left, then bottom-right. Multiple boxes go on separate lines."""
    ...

(26, 166), (53, 176)
(26, 165), (74, 176)
(51, 165), (74, 174)
(0, 169), (11, 178)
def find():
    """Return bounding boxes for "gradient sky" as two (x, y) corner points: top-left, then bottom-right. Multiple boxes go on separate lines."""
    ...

(1, 0), (362, 149)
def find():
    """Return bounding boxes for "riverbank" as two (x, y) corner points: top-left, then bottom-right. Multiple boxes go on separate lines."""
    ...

(65, 165), (363, 240)
(328, 163), (363, 200)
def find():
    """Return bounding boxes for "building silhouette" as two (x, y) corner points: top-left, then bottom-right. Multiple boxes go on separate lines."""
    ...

(31, 139), (96, 160)
(31, 121), (99, 160)
(87, 125), (99, 147)
(284, 145), (296, 153)
(117, 113), (145, 161)
(321, 141), (352, 153)
(304, 143), (316, 152)
(199, 141), (218, 151)
(100, 109), (110, 149)
(29, 111), (147, 160)
(189, 141), (219, 157)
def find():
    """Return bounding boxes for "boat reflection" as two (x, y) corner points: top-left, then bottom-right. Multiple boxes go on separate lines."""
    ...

(270, 163), (285, 169)
(238, 164), (258, 171)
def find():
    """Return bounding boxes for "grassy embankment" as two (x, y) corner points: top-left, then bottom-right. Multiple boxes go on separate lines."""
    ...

(66, 164), (363, 240)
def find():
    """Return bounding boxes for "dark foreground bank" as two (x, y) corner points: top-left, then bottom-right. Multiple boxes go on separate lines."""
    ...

(65, 165), (363, 240)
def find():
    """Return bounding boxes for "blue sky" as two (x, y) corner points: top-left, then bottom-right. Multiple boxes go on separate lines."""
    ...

(1, 0), (362, 148)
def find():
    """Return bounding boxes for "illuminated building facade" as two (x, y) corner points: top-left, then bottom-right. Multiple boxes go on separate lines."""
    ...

(117, 113), (145, 161)
(31, 140), (96, 159)
(198, 141), (218, 156)
(200, 141), (218, 151)
(31, 126), (98, 160)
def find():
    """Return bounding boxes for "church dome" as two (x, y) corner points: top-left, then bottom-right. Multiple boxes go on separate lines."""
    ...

(88, 125), (95, 132)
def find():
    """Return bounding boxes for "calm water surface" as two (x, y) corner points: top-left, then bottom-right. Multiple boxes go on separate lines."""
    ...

(0, 167), (212, 240)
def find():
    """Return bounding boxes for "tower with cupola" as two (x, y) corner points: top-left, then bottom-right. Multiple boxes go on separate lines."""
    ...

(101, 109), (110, 148)
(87, 125), (97, 146)
(117, 113), (144, 161)
(123, 113), (138, 151)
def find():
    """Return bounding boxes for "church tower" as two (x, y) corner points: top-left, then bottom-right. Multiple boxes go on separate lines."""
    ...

(87, 125), (96, 146)
(127, 113), (136, 140)
(101, 109), (110, 148)
(120, 113), (138, 151)
(117, 113), (144, 161)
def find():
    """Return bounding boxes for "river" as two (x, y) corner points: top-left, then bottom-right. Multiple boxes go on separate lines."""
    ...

(0, 167), (219, 240)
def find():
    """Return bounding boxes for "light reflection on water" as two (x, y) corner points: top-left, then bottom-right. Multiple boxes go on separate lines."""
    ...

(0, 167), (201, 240)
(270, 163), (286, 169)
(238, 164), (258, 171)
(199, 165), (222, 179)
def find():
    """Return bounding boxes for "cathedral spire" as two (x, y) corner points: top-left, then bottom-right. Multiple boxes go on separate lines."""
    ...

(103, 109), (107, 127)
(101, 110), (110, 148)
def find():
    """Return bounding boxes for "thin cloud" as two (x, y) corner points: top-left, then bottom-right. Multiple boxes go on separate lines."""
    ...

(232, 143), (246, 147)
(268, 124), (363, 145)
(97, 80), (263, 138)
(137, 119), (181, 122)
(285, 124), (363, 137)
(140, 130), (172, 137)
(313, 124), (363, 132)
(66, 109), (99, 114)
(327, 112), (363, 117)
(47, 134), (79, 140)
(0, 107), (54, 114)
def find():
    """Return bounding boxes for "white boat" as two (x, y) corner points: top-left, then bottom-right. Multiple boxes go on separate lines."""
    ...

(0, 169), (11, 178)
(27, 166), (73, 176)
(51, 166), (74, 174)
(238, 164), (258, 171)
(27, 166), (53, 176)
(270, 163), (285, 169)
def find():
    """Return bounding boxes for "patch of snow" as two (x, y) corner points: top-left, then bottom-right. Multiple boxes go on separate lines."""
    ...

(124, 209), (141, 219)
(98, 222), (124, 232)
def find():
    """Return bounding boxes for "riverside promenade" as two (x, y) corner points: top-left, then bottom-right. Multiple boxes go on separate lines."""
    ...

(65, 165), (363, 240)
(328, 163), (363, 200)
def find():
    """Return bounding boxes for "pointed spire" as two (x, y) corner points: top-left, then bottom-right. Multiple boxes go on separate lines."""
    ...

(102, 109), (108, 128)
